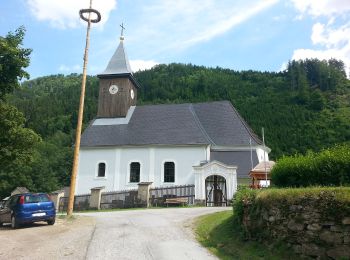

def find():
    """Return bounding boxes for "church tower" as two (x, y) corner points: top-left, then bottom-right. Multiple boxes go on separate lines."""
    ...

(97, 33), (140, 118)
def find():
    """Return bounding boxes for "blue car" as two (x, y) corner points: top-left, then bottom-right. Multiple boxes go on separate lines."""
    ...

(0, 193), (56, 229)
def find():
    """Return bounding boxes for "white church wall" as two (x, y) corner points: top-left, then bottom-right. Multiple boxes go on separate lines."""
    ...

(76, 148), (117, 194)
(153, 146), (207, 187)
(119, 147), (151, 190)
(76, 145), (207, 194)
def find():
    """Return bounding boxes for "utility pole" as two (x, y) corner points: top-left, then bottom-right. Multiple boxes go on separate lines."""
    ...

(249, 137), (253, 170)
(67, 0), (101, 216)
(262, 127), (268, 187)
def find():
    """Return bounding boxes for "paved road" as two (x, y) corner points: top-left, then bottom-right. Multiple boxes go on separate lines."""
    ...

(81, 207), (229, 260)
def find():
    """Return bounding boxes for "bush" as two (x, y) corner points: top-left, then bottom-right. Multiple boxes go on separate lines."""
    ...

(232, 187), (260, 237)
(271, 144), (350, 187)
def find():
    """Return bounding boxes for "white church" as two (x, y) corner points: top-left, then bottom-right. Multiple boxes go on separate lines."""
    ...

(76, 34), (270, 206)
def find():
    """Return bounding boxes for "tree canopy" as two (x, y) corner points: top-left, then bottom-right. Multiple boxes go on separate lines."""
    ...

(0, 27), (42, 198)
(0, 26), (31, 99)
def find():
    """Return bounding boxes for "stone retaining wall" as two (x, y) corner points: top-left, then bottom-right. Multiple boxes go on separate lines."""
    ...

(242, 195), (350, 259)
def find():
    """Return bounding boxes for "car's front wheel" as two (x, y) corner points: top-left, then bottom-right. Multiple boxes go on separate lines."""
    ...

(11, 216), (20, 229)
(47, 218), (55, 225)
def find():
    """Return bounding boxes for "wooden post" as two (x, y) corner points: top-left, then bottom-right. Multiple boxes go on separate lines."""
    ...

(67, 0), (100, 216)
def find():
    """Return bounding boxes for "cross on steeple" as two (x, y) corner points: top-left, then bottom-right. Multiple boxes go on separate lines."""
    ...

(120, 23), (125, 37)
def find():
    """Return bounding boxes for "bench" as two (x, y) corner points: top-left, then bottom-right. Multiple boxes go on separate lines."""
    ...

(164, 197), (188, 207)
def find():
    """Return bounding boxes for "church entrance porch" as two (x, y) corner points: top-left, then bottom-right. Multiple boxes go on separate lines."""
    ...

(193, 160), (237, 206)
(205, 175), (227, 206)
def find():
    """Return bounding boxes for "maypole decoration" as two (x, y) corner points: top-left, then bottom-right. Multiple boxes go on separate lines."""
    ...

(67, 0), (101, 216)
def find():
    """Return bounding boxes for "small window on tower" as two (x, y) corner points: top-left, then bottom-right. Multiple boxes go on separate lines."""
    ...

(97, 162), (106, 177)
(130, 162), (140, 183)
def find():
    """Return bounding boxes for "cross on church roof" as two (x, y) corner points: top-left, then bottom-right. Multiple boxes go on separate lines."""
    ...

(120, 23), (125, 40)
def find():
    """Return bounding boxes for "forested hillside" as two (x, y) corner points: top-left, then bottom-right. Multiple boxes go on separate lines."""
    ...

(7, 59), (350, 193)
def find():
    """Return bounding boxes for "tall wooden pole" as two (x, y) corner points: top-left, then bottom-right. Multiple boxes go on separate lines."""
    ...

(67, 0), (100, 216)
(262, 127), (268, 186)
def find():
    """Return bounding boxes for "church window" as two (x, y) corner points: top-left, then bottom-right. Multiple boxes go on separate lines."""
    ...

(130, 162), (140, 183)
(97, 162), (106, 177)
(164, 162), (175, 183)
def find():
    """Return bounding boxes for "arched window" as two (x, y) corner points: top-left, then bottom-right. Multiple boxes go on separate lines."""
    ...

(164, 162), (175, 183)
(130, 162), (140, 183)
(98, 162), (106, 177)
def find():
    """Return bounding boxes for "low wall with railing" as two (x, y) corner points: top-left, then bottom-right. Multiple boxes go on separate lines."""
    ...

(57, 184), (195, 212)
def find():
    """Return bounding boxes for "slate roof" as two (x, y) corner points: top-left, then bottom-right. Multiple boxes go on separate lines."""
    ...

(81, 101), (262, 147)
(98, 40), (132, 76)
(211, 151), (259, 178)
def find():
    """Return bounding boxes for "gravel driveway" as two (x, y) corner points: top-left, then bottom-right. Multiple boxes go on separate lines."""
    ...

(0, 207), (229, 260)
(0, 216), (95, 259)
(82, 207), (229, 260)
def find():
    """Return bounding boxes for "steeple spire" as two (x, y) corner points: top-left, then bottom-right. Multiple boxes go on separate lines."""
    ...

(98, 23), (132, 76)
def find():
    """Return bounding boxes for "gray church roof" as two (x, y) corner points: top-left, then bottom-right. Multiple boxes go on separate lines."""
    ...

(81, 101), (262, 147)
(98, 40), (132, 76)
(211, 150), (259, 178)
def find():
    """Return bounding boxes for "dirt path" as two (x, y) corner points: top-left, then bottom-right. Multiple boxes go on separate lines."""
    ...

(0, 207), (229, 259)
(0, 216), (95, 260)
(82, 207), (229, 260)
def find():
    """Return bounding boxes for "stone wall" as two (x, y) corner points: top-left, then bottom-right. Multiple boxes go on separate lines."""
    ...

(242, 193), (350, 259)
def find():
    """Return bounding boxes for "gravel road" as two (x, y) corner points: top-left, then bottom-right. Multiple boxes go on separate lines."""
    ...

(82, 207), (229, 260)
(0, 207), (229, 260)
(0, 216), (95, 260)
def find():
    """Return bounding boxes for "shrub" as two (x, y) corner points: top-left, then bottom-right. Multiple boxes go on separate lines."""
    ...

(232, 188), (260, 237)
(232, 187), (258, 223)
(271, 144), (350, 187)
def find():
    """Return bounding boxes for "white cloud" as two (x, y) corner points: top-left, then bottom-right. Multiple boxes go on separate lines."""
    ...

(291, 22), (350, 75)
(59, 64), (81, 73)
(59, 60), (158, 74)
(279, 61), (288, 72)
(181, 0), (279, 48)
(130, 60), (159, 72)
(26, 0), (116, 29)
(292, 48), (349, 64)
(291, 0), (350, 17)
(129, 0), (279, 54)
(287, 0), (350, 77)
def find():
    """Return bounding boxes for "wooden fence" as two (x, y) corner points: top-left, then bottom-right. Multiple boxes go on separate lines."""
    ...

(149, 184), (195, 206)
(100, 189), (138, 209)
(58, 194), (90, 212)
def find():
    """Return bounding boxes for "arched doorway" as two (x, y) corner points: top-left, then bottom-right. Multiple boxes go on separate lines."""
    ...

(205, 175), (227, 206)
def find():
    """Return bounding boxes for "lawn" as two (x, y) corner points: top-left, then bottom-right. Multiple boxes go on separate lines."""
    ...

(195, 210), (297, 260)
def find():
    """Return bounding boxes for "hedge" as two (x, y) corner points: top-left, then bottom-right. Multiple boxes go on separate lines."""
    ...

(271, 144), (350, 187)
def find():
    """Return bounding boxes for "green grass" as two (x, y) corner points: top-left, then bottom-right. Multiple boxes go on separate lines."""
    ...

(57, 214), (76, 221)
(257, 186), (350, 203)
(195, 210), (297, 260)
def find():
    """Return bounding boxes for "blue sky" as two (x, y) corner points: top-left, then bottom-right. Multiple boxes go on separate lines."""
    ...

(1, 0), (350, 79)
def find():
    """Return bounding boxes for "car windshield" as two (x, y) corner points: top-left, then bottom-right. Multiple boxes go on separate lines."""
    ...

(24, 194), (50, 203)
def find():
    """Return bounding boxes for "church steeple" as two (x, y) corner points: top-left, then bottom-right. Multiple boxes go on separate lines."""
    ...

(99, 38), (132, 76)
(96, 27), (140, 118)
